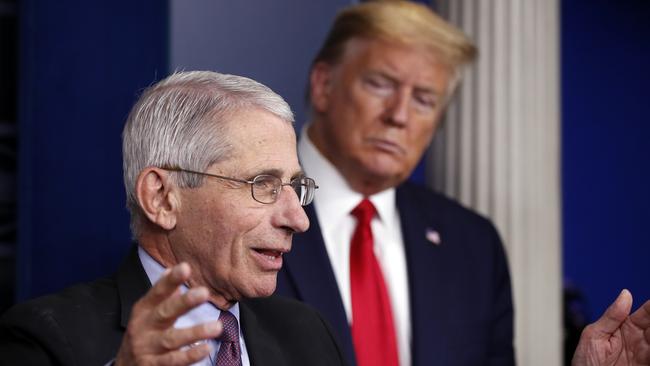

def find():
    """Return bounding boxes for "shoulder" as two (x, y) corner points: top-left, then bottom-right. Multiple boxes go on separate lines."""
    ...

(397, 181), (501, 238)
(241, 295), (347, 366)
(0, 277), (122, 366)
(243, 294), (330, 330)
(395, 181), (510, 292)
(2, 276), (118, 324)
(4, 276), (119, 322)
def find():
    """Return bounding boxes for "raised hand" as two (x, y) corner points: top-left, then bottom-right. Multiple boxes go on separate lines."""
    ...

(115, 263), (223, 366)
(572, 289), (650, 366)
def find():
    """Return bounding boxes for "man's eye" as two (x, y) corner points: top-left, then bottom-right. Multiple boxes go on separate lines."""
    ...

(363, 76), (394, 96)
(253, 177), (276, 190)
(413, 93), (437, 111)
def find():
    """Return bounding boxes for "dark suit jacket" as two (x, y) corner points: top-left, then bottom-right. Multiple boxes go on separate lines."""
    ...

(276, 182), (515, 366)
(0, 247), (347, 366)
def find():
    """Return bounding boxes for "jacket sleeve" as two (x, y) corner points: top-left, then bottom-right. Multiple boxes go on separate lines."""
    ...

(486, 224), (516, 366)
(0, 303), (72, 366)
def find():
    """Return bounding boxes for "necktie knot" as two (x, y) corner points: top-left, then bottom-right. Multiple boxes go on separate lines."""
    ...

(218, 311), (239, 343)
(351, 199), (376, 225)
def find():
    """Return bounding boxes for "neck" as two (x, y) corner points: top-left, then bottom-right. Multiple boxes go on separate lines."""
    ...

(139, 231), (237, 311)
(347, 178), (392, 196)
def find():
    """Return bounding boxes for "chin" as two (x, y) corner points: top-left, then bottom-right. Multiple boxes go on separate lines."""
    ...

(361, 155), (407, 175)
(363, 166), (407, 183)
(248, 287), (276, 299)
(245, 278), (277, 299)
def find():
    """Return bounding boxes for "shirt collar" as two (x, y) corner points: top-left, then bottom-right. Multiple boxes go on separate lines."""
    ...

(137, 246), (241, 326)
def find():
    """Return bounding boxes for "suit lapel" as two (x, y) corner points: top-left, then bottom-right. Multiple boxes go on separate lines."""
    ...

(116, 245), (152, 328)
(283, 204), (357, 366)
(239, 301), (285, 366)
(397, 184), (449, 365)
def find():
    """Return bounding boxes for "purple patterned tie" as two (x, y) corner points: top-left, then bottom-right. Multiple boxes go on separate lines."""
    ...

(215, 311), (242, 366)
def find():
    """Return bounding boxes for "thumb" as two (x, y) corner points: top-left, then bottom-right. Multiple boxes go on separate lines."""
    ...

(592, 289), (633, 337)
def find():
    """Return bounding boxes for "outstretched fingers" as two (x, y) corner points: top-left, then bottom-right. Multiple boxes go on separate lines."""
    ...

(629, 299), (650, 363)
(149, 287), (209, 328)
(629, 299), (650, 330)
(139, 263), (192, 311)
(592, 289), (633, 337)
(157, 321), (223, 353)
(154, 343), (213, 366)
(116, 262), (224, 365)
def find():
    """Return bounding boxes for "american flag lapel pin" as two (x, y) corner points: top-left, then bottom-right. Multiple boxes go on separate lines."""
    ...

(425, 228), (441, 245)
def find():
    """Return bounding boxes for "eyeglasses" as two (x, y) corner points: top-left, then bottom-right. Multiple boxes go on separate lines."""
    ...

(161, 166), (318, 206)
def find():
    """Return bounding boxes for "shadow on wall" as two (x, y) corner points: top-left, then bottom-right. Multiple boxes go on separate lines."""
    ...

(0, 0), (18, 313)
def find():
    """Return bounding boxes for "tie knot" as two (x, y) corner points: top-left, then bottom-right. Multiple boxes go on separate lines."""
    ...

(351, 199), (376, 225)
(218, 311), (239, 343)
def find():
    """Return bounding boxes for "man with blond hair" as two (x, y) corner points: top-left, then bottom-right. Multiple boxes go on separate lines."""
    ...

(276, 2), (650, 366)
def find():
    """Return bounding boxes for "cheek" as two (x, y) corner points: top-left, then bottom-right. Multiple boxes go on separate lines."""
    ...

(205, 203), (262, 248)
(407, 124), (436, 156)
(415, 128), (435, 148)
(227, 213), (266, 255)
(343, 83), (383, 121)
(336, 104), (382, 148)
(353, 92), (385, 121)
(414, 115), (438, 141)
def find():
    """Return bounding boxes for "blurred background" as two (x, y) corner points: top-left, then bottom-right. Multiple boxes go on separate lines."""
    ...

(0, 0), (648, 365)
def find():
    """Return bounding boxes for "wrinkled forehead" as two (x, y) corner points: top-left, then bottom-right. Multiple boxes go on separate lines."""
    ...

(218, 108), (300, 176)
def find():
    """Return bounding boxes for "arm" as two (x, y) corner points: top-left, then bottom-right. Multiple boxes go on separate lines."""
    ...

(572, 289), (650, 366)
(115, 262), (223, 366)
(488, 228), (516, 366)
(0, 318), (62, 366)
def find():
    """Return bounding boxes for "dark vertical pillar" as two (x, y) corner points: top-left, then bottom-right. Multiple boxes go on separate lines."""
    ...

(0, 0), (18, 312)
(17, 0), (168, 300)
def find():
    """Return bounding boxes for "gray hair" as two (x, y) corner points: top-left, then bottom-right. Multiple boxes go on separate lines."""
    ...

(122, 70), (294, 237)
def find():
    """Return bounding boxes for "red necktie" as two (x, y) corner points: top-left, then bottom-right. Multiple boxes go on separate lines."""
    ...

(350, 199), (399, 366)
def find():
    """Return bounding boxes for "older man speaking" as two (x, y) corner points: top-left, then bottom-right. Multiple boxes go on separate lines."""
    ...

(0, 71), (345, 366)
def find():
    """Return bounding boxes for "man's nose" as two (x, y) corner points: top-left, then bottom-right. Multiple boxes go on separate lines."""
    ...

(384, 89), (410, 127)
(275, 185), (310, 233)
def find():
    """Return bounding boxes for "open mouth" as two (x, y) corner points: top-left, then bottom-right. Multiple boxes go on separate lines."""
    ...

(251, 248), (286, 271)
(253, 248), (283, 260)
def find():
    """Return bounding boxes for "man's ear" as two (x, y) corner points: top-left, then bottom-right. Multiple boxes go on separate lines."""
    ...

(310, 62), (334, 113)
(135, 167), (179, 231)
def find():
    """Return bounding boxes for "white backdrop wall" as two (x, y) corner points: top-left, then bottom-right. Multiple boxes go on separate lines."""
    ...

(430, 1), (562, 365)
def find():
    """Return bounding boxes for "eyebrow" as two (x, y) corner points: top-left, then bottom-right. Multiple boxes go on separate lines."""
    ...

(248, 168), (306, 180)
(365, 70), (398, 85)
(414, 86), (439, 97)
(367, 69), (441, 97)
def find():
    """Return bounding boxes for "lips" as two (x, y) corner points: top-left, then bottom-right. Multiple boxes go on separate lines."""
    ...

(251, 247), (288, 271)
(367, 138), (406, 156)
(255, 248), (283, 259)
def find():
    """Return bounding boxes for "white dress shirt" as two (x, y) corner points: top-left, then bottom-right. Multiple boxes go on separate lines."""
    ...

(138, 247), (251, 366)
(299, 127), (412, 366)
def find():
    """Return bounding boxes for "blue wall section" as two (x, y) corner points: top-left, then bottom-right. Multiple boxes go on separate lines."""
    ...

(170, 0), (351, 129)
(562, 0), (650, 318)
(17, 0), (168, 300)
